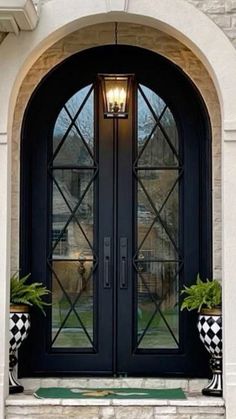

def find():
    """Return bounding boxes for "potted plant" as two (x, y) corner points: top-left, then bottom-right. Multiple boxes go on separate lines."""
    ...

(9, 272), (50, 394)
(181, 274), (222, 397)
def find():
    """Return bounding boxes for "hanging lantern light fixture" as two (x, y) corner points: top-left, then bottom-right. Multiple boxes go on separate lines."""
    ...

(98, 74), (133, 118)
(98, 24), (134, 118)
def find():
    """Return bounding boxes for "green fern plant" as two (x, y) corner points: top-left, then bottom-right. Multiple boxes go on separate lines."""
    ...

(10, 272), (51, 315)
(181, 274), (221, 312)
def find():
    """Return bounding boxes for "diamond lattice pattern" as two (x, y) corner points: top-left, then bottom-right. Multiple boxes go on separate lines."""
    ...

(135, 84), (181, 350)
(49, 85), (97, 349)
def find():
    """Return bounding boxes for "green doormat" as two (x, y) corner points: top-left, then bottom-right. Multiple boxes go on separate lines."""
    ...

(34, 387), (186, 399)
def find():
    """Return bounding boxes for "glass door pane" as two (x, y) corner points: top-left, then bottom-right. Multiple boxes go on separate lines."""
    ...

(134, 84), (181, 350)
(49, 85), (97, 350)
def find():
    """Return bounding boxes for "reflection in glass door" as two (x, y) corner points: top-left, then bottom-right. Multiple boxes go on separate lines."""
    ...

(49, 81), (182, 354)
(48, 81), (182, 355)
(49, 85), (97, 349)
(48, 80), (182, 356)
(134, 85), (181, 351)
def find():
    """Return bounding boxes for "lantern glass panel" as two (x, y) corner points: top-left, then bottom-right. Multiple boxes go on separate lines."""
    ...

(99, 75), (133, 118)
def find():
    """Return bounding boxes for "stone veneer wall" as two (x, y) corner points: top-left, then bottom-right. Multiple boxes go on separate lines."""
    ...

(187, 0), (236, 47)
(11, 22), (221, 277)
(6, 399), (225, 419)
(0, 32), (7, 43)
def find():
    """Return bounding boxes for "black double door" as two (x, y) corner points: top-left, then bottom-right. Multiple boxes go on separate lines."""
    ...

(20, 45), (211, 377)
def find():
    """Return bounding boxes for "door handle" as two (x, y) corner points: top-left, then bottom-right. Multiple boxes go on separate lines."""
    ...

(120, 237), (128, 289)
(104, 237), (111, 288)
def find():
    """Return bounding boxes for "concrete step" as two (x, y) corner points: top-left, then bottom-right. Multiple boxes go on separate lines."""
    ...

(6, 378), (225, 419)
(6, 394), (225, 419)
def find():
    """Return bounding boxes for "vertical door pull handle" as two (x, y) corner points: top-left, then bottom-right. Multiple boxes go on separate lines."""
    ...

(104, 237), (111, 288)
(104, 258), (110, 288)
(120, 237), (128, 289)
(121, 257), (126, 288)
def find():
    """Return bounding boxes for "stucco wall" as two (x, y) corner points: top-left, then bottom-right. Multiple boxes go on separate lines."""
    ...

(11, 22), (221, 278)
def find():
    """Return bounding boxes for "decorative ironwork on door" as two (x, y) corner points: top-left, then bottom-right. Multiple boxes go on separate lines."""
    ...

(48, 81), (183, 353)
(133, 84), (183, 350)
(48, 84), (98, 350)
(21, 45), (211, 378)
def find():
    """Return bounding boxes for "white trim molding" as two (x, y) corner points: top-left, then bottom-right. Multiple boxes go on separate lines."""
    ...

(0, 132), (7, 144)
(0, 0), (39, 33)
(106, 0), (129, 12)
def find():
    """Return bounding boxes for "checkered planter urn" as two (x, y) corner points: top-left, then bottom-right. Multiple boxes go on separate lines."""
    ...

(9, 305), (31, 394)
(197, 308), (222, 397)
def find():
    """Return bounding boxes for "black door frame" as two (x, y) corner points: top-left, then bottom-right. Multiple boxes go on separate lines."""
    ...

(19, 45), (212, 377)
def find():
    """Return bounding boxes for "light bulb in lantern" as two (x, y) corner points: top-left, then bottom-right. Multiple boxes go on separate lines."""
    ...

(114, 88), (120, 105)
(119, 88), (126, 112)
(107, 89), (114, 112)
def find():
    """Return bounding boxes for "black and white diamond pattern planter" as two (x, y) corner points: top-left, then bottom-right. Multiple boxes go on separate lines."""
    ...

(197, 308), (222, 397)
(9, 305), (31, 394)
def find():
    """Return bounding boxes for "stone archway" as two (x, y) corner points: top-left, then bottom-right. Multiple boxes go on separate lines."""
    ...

(11, 22), (221, 277)
(1, 1), (236, 417)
